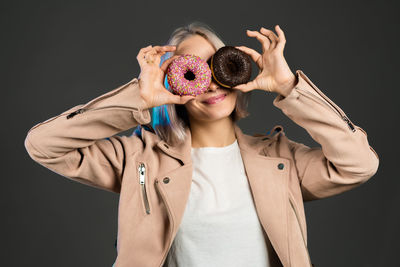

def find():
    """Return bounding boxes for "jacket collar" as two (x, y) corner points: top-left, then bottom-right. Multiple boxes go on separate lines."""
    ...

(153, 122), (273, 165)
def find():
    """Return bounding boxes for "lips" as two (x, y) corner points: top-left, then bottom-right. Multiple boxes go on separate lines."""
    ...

(202, 93), (227, 104)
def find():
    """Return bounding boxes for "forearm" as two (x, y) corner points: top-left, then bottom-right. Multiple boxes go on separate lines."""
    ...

(273, 70), (379, 177)
(25, 78), (151, 160)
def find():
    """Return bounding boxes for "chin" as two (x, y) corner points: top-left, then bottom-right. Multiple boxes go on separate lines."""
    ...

(204, 109), (233, 121)
(185, 97), (236, 122)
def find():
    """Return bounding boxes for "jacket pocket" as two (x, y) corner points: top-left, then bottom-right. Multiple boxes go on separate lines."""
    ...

(288, 194), (313, 267)
(138, 161), (151, 215)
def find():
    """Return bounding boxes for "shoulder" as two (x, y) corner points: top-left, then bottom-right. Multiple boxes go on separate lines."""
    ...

(113, 124), (159, 157)
(131, 124), (155, 139)
(252, 124), (285, 139)
(250, 124), (297, 158)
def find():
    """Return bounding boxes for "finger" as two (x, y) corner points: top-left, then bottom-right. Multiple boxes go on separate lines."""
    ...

(160, 54), (181, 72)
(154, 45), (176, 52)
(148, 45), (176, 57)
(235, 46), (262, 69)
(247, 30), (271, 52)
(232, 79), (259, 92)
(144, 50), (161, 65)
(155, 46), (176, 65)
(137, 45), (153, 58)
(148, 46), (177, 65)
(274, 25), (286, 52)
(171, 94), (196, 105)
(260, 27), (279, 50)
(144, 50), (157, 64)
(154, 52), (165, 66)
(180, 95), (196, 104)
(137, 45), (153, 65)
(145, 49), (161, 65)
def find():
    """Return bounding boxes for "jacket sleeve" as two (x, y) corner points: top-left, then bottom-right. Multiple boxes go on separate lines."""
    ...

(272, 70), (379, 201)
(24, 77), (151, 194)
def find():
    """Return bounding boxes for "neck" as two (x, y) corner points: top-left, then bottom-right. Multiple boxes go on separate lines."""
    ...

(189, 117), (236, 148)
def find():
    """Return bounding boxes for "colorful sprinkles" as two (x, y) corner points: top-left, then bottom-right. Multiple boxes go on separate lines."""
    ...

(166, 54), (212, 96)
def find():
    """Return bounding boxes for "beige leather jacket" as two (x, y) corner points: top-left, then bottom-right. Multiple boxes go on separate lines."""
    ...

(24, 70), (379, 267)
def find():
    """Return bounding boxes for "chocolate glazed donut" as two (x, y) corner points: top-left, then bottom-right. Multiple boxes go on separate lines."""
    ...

(208, 46), (252, 88)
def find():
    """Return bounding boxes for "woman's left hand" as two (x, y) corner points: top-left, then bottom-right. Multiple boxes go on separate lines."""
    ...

(233, 25), (297, 97)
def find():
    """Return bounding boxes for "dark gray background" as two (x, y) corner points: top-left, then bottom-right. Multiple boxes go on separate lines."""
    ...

(3, 0), (398, 266)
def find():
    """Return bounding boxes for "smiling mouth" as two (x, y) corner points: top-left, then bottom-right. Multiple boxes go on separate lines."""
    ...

(202, 93), (227, 104)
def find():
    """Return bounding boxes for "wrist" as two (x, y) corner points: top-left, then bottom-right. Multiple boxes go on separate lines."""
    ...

(278, 74), (298, 98)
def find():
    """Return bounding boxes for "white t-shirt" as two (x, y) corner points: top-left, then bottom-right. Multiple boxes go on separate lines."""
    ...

(164, 139), (272, 267)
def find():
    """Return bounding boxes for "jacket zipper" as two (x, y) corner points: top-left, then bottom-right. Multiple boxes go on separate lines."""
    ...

(296, 85), (355, 132)
(289, 196), (313, 267)
(27, 105), (140, 135)
(138, 162), (151, 214)
(66, 105), (140, 119)
(66, 79), (139, 119)
(155, 179), (175, 267)
(29, 79), (139, 133)
(298, 85), (379, 165)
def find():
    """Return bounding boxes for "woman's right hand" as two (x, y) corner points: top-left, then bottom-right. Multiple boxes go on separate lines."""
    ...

(136, 45), (195, 109)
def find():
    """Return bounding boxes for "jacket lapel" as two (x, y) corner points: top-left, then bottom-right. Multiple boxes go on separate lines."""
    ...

(236, 130), (290, 266)
(152, 123), (290, 266)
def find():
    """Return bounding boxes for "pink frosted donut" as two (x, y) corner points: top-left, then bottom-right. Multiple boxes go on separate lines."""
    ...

(166, 54), (212, 96)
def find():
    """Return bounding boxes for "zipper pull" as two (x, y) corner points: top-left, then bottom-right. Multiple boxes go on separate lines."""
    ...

(342, 116), (355, 132)
(138, 163), (151, 214)
(139, 163), (145, 185)
(66, 108), (86, 119)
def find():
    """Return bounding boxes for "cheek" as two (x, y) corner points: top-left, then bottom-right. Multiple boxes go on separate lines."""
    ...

(228, 91), (238, 106)
(183, 100), (200, 115)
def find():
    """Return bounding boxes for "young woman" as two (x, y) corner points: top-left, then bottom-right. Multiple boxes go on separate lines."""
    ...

(25, 21), (379, 267)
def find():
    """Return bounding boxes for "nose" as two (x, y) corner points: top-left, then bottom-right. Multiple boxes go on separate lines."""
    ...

(206, 80), (219, 93)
